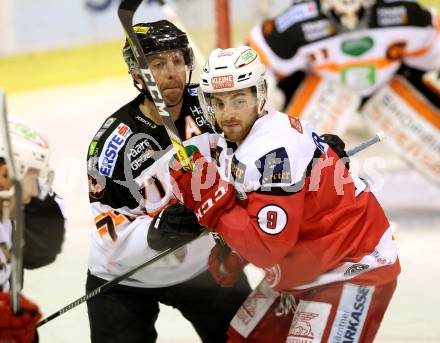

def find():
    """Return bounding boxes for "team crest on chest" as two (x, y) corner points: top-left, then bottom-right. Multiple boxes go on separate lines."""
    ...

(231, 155), (246, 183)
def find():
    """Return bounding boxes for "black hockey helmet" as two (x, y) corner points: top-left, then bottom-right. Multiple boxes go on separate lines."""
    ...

(123, 20), (194, 76)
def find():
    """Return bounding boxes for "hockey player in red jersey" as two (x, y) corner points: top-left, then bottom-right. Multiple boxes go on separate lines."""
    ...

(247, 0), (440, 185)
(0, 117), (65, 343)
(170, 46), (400, 342)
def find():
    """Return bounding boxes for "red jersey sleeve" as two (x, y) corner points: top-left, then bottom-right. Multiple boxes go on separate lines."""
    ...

(216, 187), (306, 269)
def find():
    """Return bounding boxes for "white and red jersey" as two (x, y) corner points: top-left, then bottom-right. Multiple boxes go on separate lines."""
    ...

(0, 221), (12, 291)
(247, 0), (440, 98)
(214, 111), (400, 291)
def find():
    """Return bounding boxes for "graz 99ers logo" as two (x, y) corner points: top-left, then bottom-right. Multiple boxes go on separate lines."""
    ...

(257, 205), (287, 235)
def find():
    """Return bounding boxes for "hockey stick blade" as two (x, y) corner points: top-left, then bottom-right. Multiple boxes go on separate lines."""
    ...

(0, 90), (25, 313)
(118, 0), (192, 172)
(37, 231), (207, 328)
(347, 131), (385, 157)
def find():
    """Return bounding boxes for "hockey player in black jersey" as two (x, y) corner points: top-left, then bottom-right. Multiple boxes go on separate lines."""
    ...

(86, 20), (251, 343)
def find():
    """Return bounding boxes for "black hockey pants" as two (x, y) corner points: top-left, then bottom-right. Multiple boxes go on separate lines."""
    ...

(86, 269), (251, 343)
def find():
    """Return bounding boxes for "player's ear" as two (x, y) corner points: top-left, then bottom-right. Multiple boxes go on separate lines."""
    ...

(133, 74), (142, 85)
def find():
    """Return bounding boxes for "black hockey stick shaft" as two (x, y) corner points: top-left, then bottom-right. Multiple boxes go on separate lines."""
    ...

(36, 232), (206, 328)
(118, 0), (192, 172)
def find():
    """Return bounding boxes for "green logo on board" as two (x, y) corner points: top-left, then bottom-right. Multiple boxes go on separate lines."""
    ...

(341, 37), (374, 56)
(341, 65), (376, 90)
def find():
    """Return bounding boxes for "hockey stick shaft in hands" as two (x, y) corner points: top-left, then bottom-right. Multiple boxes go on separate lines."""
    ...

(347, 131), (385, 157)
(36, 231), (207, 328)
(0, 90), (25, 314)
(118, 0), (192, 172)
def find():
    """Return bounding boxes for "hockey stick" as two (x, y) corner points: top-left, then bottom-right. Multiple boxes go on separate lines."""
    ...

(118, 0), (192, 172)
(0, 90), (25, 314)
(118, 0), (231, 263)
(347, 131), (385, 157)
(36, 230), (207, 328)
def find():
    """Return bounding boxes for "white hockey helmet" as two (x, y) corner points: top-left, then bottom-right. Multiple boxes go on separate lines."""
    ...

(199, 46), (268, 132)
(321, 0), (375, 30)
(0, 117), (53, 198)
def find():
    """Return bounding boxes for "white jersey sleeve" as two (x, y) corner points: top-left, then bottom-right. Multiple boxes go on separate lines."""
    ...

(217, 111), (321, 197)
(0, 221), (12, 291)
(402, 6), (440, 71)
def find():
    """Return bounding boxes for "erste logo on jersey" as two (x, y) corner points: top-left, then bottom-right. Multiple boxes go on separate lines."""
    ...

(257, 205), (287, 235)
(99, 123), (132, 177)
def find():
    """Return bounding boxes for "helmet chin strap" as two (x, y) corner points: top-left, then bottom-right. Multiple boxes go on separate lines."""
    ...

(133, 79), (153, 101)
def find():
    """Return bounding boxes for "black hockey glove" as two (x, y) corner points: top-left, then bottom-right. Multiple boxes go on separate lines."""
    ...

(147, 203), (205, 251)
(321, 134), (350, 170)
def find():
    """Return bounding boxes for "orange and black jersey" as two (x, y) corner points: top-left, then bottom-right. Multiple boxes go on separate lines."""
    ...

(87, 84), (211, 210)
(253, 0), (434, 59)
(248, 0), (439, 97)
(86, 85), (216, 287)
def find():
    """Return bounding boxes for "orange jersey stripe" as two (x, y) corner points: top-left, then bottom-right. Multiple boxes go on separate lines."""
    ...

(247, 34), (287, 80)
(315, 58), (396, 72)
(285, 74), (321, 118)
(146, 198), (178, 218)
(404, 45), (433, 58)
(389, 77), (440, 130)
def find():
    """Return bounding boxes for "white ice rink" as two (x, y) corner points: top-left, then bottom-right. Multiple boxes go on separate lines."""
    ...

(7, 78), (440, 343)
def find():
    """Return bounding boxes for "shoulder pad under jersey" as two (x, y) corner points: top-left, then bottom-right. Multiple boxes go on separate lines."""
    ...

(233, 111), (318, 193)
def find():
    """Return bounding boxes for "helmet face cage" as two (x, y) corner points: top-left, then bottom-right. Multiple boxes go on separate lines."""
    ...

(321, 0), (375, 30)
(123, 21), (194, 78)
(199, 46), (268, 133)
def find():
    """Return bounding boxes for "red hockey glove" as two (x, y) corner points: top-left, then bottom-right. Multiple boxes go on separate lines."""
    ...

(208, 245), (247, 288)
(0, 292), (42, 343)
(169, 145), (236, 229)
